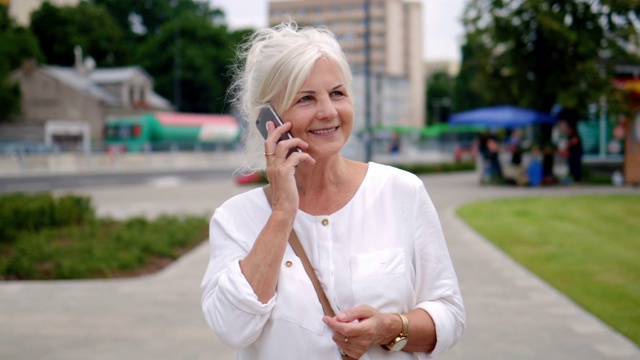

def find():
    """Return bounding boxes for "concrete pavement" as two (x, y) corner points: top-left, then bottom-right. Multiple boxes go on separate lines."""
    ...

(1, 171), (639, 359)
(424, 173), (640, 360)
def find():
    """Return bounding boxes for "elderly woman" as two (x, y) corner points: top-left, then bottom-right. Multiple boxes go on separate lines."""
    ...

(201, 22), (465, 359)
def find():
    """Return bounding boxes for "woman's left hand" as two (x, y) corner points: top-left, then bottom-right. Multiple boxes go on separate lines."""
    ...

(323, 305), (396, 359)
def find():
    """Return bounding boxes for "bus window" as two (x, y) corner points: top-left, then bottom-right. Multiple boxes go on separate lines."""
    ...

(105, 126), (119, 139)
(118, 126), (131, 139)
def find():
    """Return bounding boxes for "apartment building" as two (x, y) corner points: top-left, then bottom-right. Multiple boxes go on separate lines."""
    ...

(424, 59), (461, 79)
(269, 0), (425, 130)
(6, 0), (79, 26)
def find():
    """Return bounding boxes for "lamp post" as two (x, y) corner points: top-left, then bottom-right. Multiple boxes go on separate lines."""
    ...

(172, 1), (181, 111)
(363, 0), (372, 162)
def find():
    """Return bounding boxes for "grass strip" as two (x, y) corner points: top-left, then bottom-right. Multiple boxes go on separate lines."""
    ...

(0, 215), (208, 280)
(457, 194), (640, 346)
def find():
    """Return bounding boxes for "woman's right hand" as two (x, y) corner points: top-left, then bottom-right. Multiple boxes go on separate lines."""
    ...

(264, 121), (314, 216)
(238, 121), (314, 304)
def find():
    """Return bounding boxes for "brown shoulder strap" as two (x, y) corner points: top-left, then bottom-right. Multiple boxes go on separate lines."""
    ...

(263, 186), (336, 317)
(288, 229), (337, 317)
(264, 185), (354, 359)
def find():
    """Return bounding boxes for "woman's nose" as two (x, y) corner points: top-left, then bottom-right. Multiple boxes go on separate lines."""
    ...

(316, 97), (338, 120)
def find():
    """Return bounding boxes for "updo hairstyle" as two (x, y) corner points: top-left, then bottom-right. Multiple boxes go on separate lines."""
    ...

(229, 21), (353, 172)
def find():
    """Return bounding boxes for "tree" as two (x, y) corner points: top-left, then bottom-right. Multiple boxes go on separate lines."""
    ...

(0, 5), (44, 122)
(426, 71), (454, 124)
(29, 2), (127, 67)
(87, 0), (241, 112)
(452, 39), (491, 112)
(24, 0), (251, 114)
(456, 0), (640, 118)
(89, 0), (225, 43)
(136, 13), (249, 113)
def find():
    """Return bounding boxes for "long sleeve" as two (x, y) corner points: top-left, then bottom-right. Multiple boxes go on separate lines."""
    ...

(200, 192), (276, 348)
(412, 184), (466, 358)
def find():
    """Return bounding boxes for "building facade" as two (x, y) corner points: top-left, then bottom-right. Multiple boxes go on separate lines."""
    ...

(269, 0), (425, 130)
(424, 59), (461, 80)
(7, 0), (79, 26)
(8, 55), (172, 148)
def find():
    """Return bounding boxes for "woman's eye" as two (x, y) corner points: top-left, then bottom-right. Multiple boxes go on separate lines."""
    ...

(331, 91), (345, 97)
(298, 96), (312, 103)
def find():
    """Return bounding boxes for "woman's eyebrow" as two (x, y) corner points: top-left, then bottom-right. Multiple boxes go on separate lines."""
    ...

(298, 84), (344, 95)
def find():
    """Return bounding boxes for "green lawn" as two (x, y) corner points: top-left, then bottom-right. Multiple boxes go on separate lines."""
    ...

(457, 194), (640, 346)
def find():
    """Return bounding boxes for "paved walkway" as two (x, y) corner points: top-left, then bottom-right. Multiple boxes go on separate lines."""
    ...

(1, 171), (639, 359)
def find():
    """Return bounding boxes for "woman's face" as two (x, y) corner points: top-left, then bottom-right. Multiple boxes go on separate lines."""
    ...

(278, 57), (353, 160)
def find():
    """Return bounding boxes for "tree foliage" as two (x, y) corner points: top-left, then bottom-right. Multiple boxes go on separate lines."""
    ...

(10, 0), (252, 115)
(426, 71), (454, 124)
(89, 0), (224, 42)
(29, 2), (128, 67)
(454, 0), (640, 119)
(0, 5), (43, 122)
(136, 13), (239, 113)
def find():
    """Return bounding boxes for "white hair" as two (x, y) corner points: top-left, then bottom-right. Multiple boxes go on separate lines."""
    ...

(228, 21), (353, 172)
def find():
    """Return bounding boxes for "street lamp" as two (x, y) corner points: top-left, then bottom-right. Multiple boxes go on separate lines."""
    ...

(172, 0), (181, 111)
(364, 0), (372, 162)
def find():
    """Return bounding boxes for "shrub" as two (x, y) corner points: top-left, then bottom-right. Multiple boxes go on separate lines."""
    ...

(0, 192), (55, 243)
(54, 194), (95, 226)
(0, 193), (94, 244)
(395, 161), (476, 174)
(0, 209), (208, 280)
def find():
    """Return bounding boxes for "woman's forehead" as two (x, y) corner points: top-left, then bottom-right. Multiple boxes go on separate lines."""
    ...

(299, 58), (344, 87)
(272, 56), (350, 110)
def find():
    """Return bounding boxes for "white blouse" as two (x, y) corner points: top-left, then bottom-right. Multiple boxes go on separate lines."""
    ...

(201, 162), (465, 359)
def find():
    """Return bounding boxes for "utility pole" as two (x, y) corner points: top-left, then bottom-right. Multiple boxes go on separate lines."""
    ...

(173, 2), (182, 111)
(364, 0), (372, 162)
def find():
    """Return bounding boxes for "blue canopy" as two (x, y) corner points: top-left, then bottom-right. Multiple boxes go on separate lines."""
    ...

(449, 105), (557, 128)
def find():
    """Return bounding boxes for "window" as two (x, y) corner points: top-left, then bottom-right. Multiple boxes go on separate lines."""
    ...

(118, 126), (132, 139)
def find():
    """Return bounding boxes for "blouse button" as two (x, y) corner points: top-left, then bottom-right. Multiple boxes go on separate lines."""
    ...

(285, 261), (293, 268)
(322, 219), (329, 226)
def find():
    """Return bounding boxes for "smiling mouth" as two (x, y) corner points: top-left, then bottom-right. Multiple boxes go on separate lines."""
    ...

(310, 127), (338, 135)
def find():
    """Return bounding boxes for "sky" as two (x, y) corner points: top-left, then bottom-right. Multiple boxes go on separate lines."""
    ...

(208, 0), (467, 62)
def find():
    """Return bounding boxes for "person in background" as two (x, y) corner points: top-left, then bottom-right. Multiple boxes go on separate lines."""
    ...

(200, 22), (465, 359)
(476, 131), (491, 183)
(563, 121), (583, 183)
(389, 131), (401, 158)
(507, 128), (523, 166)
(477, 130), (503, 184)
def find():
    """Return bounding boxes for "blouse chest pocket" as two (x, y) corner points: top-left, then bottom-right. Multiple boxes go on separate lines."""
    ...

(350, 249), (412, 310)
(270, 254), (326, 335)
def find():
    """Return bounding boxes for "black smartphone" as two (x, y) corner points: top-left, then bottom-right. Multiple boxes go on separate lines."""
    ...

(255, 104), (302, 156)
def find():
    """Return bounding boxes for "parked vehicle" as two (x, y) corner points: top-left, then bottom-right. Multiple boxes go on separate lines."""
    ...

(103, 112), (241, 152)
